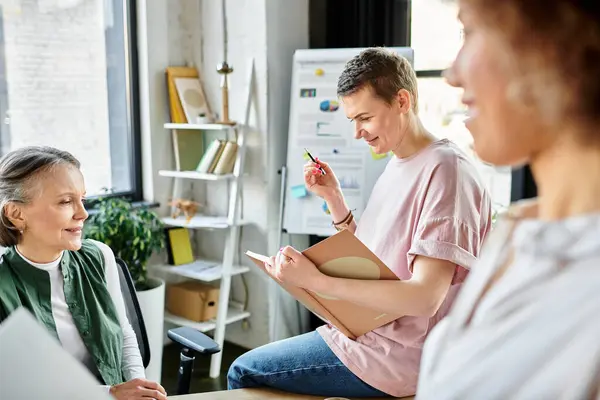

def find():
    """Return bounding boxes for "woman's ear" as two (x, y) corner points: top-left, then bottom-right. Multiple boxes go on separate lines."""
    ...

(395, 89), (412, 114)
(3, 202), (25, 231)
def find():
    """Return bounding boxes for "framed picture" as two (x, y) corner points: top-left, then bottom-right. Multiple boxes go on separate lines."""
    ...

(174, 77), (211, 124)
(165, 66), (213, 123)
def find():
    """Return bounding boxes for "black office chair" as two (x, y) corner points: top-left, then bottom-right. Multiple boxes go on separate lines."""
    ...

(115, 258), (220, 395)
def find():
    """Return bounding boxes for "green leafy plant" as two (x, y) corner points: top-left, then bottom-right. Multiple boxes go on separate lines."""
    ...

(84, 196), (165, 290)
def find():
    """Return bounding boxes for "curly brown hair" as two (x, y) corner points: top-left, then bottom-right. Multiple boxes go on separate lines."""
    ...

(460, 0), (600, 136)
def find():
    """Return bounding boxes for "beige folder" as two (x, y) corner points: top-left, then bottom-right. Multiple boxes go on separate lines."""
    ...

(245, 229), (401, 339)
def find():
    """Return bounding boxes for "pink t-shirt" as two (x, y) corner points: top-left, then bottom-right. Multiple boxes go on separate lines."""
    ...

(317, 139), (492, 397)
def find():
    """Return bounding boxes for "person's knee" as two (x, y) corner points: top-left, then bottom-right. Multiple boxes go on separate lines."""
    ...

(227, 351), (262, 390)
(226, 356), (245, 389)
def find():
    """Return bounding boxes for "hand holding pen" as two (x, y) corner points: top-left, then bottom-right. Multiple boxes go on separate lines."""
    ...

(304, 148), (326, 175)
(303, 149), (341, 200)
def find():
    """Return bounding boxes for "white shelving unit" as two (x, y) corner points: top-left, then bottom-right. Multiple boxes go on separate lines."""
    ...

(164, 301), (250, 333)
(158, 59), (256, 378)
(158, 170), (234, 181)
(159, 121), (249, 379)
(153, 259), (250, 283)
(161, 215), (249, 230)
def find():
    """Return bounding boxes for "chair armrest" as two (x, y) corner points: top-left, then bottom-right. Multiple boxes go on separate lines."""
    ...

(167, 327), (220, 355)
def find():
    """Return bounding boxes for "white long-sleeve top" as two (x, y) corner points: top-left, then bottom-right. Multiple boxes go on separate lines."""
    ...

(416, 200), (600, 399)
(16, 240), (145, 392)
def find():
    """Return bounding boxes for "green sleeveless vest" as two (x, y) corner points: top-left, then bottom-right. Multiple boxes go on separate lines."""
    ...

(0, 239), (125, 386)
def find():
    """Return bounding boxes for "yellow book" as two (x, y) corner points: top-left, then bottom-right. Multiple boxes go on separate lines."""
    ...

(166, 67), (199, 123)
(166, 227), (194, 265)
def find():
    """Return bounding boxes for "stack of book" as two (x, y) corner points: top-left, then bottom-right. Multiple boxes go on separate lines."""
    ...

(196, 139), (238, 175)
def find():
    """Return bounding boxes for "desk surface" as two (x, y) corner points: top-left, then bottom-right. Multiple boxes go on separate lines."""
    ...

(169, 388), (415, 399)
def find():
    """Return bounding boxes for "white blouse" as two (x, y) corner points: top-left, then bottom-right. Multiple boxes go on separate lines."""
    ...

(416, 201), (600, 399)
(16, 240), (145, 391)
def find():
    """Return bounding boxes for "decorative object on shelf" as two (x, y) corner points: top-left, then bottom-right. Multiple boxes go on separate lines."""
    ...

(216, 0), (235, 125)
(84, 194), (165, 290)
(216, 62), (234, 125)
(196, 113), (210, 124)
(169, 198), (202, 223)
(174, 76), (211, 124)
(166, 66), (213, 123)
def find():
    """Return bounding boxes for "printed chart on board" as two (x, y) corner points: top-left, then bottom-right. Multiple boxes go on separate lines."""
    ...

(283, 47), (414, 236)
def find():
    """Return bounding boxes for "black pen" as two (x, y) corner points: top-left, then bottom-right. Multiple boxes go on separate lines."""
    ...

(304, 148), (326, 175)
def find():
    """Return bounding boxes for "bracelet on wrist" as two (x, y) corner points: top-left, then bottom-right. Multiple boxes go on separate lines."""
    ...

(332, 209), (354, 231)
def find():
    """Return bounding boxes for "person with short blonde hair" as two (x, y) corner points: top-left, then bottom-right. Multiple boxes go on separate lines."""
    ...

(416, 1), (600, 398)
(227, 48), (492, 398)
(0, 146), (166, 400)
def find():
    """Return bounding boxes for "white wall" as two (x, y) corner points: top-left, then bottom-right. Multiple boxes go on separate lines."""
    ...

(198, 0), (271, 350)
(138, 0), (309, 349)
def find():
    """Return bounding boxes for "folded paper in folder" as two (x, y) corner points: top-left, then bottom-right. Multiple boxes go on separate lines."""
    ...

(245, 229), (401, 339)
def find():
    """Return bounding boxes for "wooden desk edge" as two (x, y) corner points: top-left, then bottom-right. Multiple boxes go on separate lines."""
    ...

(168, 388), (416, 399)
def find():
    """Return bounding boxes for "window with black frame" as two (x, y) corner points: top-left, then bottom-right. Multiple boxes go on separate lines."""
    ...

(0, 0), (142, 201)
(411, 1), (512, 214)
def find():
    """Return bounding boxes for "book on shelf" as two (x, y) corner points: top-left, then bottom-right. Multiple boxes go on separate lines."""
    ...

(196, 139), (224, 173)
(195, 139), (237, 175)
(213, 141), (238, 175)
(166, 66), (198, 123)
(172, 130), (204, 171)
(245, 229), (401, 339)
(165, 66), (213, 123)
(165, 227), (194, 265)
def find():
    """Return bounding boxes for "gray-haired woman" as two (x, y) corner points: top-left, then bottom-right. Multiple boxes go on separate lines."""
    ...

(0, 146), (166, 400)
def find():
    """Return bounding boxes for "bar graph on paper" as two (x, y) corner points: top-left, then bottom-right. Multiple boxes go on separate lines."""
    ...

(338, 175), (360, 189)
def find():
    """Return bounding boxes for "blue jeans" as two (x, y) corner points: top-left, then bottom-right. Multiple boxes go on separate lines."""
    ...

(227, 331), (390, 397)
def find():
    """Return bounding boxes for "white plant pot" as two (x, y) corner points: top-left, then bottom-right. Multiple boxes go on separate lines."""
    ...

(136, 277), (165, 383)
(195, 115), (210, 124)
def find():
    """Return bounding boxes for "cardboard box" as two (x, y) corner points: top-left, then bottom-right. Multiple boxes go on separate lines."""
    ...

(166, 282), (220, 322)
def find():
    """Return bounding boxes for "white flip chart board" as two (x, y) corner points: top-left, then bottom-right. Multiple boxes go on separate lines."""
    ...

(283, 47), (414, 236)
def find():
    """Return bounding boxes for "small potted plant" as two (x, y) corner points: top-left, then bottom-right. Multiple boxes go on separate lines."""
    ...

(84, 194), (166, 381)
(196, 112), (210, 124)
(84, 196), (164, 290)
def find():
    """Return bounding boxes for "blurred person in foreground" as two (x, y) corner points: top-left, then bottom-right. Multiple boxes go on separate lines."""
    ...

(416, 1), (600, 399)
